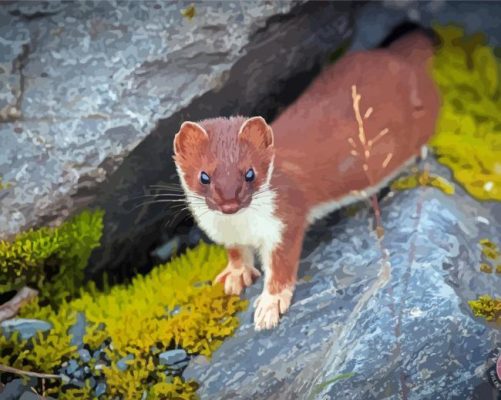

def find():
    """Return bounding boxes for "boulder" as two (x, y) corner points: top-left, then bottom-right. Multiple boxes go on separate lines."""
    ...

(0, 0), (356, 279)
(184, 158), (501, 399)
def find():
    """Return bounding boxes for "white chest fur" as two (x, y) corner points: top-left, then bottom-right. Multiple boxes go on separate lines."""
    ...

(176, 168), (283, 252)
(192, 194), (283, 250)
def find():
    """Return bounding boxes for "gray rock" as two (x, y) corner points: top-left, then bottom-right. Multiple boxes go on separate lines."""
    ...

(167, 360), (189, 370)
(116, 354), (134, 371)
(350, 0), (501, 51)
(184, 157), (501, 399)
(159, 349), (188, 366)
(0, 318), (51, 340)
(0, 0), (355, 281)
(68, 379), (85, 389)
(95, 382), (107, 397)
(78, 348), (91, 363)
(0, 379), (26, 400)
(19, 392), (56, 400)
(65, 359), (79, 375)
(69, 312), (86, 347)
(89, 377), (97, 389)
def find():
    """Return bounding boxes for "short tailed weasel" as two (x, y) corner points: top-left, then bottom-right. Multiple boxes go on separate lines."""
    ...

(172, 31), (440, 330)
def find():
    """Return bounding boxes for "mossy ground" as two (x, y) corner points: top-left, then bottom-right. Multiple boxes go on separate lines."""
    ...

(468, 295), (501, 324)
(0, 210), (246, 399)
(430, 25), (501, 201)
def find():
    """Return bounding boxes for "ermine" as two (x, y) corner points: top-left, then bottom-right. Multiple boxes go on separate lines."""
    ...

(172, 31), (440, 331)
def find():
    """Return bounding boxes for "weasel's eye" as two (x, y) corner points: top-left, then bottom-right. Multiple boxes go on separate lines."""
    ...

(245, 168), (255, 182)
(200, 171), (211, 185)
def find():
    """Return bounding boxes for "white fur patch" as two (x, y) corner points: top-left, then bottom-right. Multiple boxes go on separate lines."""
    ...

(306, 156), (418, 224)
(176, 161), (284, 253)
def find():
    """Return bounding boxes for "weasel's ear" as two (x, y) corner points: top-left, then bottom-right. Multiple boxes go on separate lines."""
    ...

(173, 121), (208, 157)
(238, 116), (274, 150)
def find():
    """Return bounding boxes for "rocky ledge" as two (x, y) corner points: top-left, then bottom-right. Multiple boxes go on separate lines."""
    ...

(184, 157), (501, 399)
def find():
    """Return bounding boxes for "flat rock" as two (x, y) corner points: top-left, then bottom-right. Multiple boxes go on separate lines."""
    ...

(0, 0), (355, 280)
(0, 318), (52, 340)
(184, 157), (501, 399)
(159, 349), (188, 366)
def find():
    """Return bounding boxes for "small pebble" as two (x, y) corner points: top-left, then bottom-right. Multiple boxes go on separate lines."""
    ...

(89, 377), (97, 389)
(95, 382), (107, 397)
(159, 349), (187, 365)
(73, 369), (84, 380)
(69, 378), (85, 388)
(78, 349), (91, 363)
(94, 360), (107, 370)
(66, 359), (79, 375)
(167, 360), (189, 370)
(116, 354), (134, 371)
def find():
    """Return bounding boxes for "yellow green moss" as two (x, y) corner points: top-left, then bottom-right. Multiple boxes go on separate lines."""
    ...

(2, 242), (246, 399)
(181, 4), (196, 20)
(430, 25), (501, 201)
(0, 209), (104, 307)
(480, 263), (493, 274)
(478, 238), (501, 274)
(0, 176), (9, 190)
(468, 295), (501, 322)
(391, 170), (455, 195)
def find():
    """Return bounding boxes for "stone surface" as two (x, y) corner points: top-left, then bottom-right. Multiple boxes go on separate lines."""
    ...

(19, 392), (55, 400)
(0, 379), (26, 400)
(116, 354), (134, 371)
(350, 0), (501, 51)
(68, 312), (86, 347)
(0, 0), (356, 280)
(184, 157), (501, 399)
(78, 348), (91, 363)
(0, 318), (51, 340)
(159, 349), (188, 366)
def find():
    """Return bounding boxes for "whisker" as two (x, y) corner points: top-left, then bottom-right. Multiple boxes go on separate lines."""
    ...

(128, 199), (205, 212)
(161, 207), (194, 231)
(126, 193), (188, 201)
(149, 184), (184, 190)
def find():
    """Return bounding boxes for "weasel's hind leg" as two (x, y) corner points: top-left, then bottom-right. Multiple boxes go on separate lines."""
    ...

(213, 246), (261, 295)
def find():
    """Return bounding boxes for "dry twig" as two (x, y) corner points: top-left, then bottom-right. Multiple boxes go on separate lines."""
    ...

(0, 286), (38, 323)
(350, 85), (390, 238)
(0, 363), (61, 380)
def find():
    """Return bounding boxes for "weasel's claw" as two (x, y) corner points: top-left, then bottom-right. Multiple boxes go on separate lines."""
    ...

(213, 264), (261, 296)
(254, 288), (293, 331)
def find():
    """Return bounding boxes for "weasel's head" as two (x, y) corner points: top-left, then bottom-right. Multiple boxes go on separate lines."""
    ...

(173, 116), (275, 215)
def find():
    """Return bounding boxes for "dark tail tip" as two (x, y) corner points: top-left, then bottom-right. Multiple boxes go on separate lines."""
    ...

(378, 21), (439, 49)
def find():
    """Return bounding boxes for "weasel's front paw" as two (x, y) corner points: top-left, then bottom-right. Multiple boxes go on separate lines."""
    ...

(213, 264), (261, 296)
(253, 288), (293, 331)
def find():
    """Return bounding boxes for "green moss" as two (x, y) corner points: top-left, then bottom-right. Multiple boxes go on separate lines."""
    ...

(468, 295), (501, 322)
(478, 238), (500, 274)
(480, 263), (493, 274)
(391, 170), (455, 195)
(430, 25), (501, 201)
(0, 209), (104, 307)
(0, 176), (9, 190)
(2, 242), (246, 399)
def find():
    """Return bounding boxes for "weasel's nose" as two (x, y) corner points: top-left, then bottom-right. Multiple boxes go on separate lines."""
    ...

(220, 201), (240, 214)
